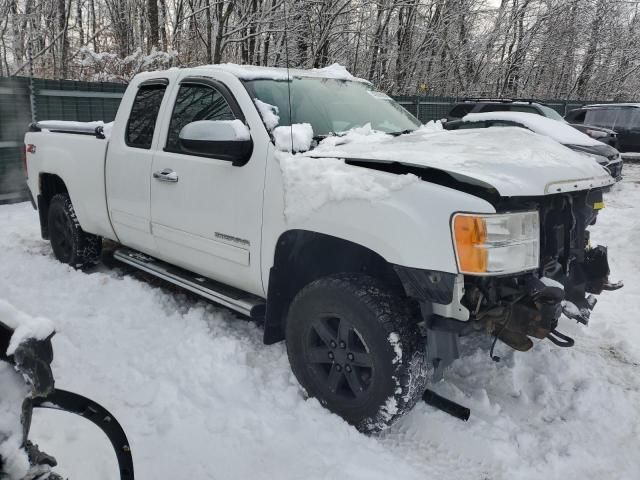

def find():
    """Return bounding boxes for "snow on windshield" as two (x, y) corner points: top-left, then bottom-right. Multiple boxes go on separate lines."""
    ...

(463, 111), (602, 147)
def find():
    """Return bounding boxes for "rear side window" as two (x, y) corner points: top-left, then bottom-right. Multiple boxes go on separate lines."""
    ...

(166, 84), (235, 154)
(567, 110), (586, 123)
(448, 104), (474, 118)
(126, 84), (167, 149)
(585, 108), (617, 129)
(612, 108), (640, 130)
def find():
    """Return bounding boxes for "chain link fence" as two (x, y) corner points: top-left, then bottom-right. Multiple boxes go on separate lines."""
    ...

(0, 77), (616, 203)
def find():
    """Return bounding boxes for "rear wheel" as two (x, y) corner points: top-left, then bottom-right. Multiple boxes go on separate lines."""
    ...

(47, 194), (102, 268)
(286, 274), (428, 433)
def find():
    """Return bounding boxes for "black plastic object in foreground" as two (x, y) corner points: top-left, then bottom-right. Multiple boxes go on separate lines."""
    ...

(32, 389), (134, 480)
(423, 389), (471, 421)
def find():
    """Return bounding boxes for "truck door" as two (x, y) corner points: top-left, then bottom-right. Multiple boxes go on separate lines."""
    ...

(106, 79), (169, 254)
(149, 76), (267, 296)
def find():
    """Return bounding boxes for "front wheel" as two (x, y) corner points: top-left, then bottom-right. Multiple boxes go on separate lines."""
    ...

(286, 274), (429, 433)
(47, 194), (102, 268)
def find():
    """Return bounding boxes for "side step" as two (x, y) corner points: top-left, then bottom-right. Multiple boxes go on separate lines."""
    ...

(113, 248), (265, 318)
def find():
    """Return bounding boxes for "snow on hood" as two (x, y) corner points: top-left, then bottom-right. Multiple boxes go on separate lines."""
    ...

(462, 111), (603, 147)
(276, 150), (419, 222)
(309, 124), (614, 196)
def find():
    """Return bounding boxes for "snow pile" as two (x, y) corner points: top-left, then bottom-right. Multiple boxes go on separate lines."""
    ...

(309, 63), (355, 80)
(0, 363), (30, 480)
(463, 111), (602, 147)
(276, 150), (419, 222)
(273, 123), (314, 152)
(254, 99), (280, 131)
(0, 299), (54, 356)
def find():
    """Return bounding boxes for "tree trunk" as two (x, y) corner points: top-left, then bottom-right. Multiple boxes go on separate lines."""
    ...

(147, 0), (160, 52)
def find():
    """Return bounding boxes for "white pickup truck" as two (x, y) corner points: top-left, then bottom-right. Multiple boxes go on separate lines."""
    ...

(23, 64), (621, 432)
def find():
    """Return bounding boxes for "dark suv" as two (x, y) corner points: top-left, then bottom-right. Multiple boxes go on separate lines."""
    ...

(448, 99), (619, 147)
(566, 104), (640, 153)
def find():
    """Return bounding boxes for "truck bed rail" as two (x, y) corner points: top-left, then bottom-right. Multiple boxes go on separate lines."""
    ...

(29, 121), (108, 139)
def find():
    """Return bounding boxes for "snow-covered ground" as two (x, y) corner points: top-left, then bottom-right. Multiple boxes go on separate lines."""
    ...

(1, 167), (640, 480)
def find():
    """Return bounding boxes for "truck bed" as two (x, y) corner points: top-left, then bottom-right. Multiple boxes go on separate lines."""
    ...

(24, 125), (116, 241)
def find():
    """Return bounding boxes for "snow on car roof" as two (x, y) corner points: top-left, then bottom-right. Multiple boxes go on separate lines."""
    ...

(463, 111), (602, 147)
(194, 63), (371, 83)
(584, 103), (640, 108)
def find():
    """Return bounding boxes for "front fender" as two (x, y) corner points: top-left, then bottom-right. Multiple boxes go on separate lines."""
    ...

(261, 155), (496, 290)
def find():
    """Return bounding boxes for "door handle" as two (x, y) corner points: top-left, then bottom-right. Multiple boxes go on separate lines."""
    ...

(153, 168), (179, 183)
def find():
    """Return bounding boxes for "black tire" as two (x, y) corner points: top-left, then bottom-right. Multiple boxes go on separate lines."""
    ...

(286, 274), (429, 433)
(47, 193), (102, 268)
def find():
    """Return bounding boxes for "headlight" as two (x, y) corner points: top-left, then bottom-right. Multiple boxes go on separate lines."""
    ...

(452, 211), (539, 275)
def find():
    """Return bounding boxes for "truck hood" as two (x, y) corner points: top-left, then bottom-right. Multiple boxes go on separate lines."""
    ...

(308, 125), (614, 196)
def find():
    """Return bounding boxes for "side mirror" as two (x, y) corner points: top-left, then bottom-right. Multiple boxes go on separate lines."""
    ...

(178, 120), (253, 166)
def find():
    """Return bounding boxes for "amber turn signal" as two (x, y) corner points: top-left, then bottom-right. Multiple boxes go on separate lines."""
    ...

(453, 215), (488, 273)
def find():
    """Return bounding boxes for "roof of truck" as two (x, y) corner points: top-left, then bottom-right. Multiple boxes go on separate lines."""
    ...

(135, 63), (370, 84)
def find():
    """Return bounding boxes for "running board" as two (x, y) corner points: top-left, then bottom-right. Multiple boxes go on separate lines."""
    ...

(113, 248), (265, 318)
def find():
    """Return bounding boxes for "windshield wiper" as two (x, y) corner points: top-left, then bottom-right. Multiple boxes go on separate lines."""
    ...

(388, 129), (416, 136)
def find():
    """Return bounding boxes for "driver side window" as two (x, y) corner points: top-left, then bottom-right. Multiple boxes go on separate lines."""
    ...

(166, 83), (235, 154)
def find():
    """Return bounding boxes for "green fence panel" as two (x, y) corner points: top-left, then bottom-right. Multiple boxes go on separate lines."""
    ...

(32, 78), (126, 123)
(0, 77), (31, 202)
(0, 77), (126, 202)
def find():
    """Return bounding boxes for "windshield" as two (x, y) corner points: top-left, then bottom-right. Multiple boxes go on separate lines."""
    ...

(244, 77), (421, 137)
(538, 104), (567, 122)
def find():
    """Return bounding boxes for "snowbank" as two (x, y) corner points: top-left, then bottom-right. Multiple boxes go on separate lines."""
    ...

(463, 111), (602, 147)
(273, 123), (314, 152)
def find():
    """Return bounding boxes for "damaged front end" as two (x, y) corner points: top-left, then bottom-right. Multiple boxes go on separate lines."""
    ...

(396, 187), (622, 383)
(462, 188), (622, 353)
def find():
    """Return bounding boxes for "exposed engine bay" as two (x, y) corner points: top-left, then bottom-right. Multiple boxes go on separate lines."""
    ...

(462, 188), (622, 352)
